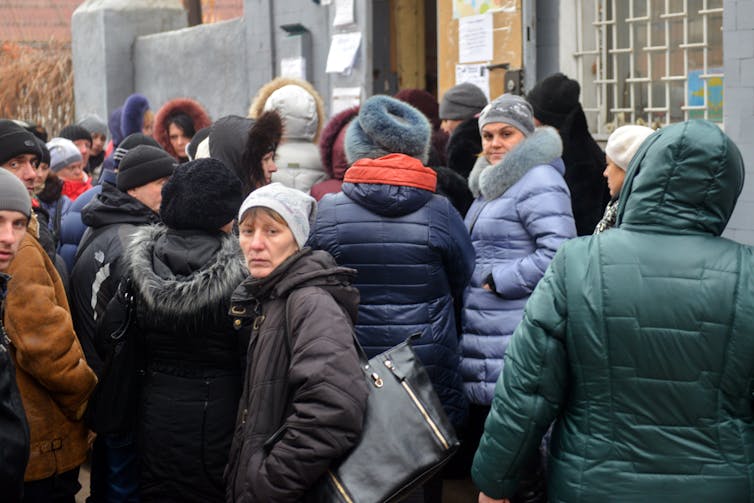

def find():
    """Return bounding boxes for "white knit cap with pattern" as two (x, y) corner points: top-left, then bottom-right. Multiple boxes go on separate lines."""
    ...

(605, 125), (655, 171)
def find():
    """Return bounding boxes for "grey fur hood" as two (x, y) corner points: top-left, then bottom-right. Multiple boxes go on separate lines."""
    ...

(468, 126), (563, 200)
(125, 225), (247, 328)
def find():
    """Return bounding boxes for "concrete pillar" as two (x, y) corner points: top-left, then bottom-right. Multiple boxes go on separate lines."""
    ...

(72, 0), (187, 122)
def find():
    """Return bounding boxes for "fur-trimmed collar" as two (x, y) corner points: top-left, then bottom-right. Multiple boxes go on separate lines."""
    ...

(468, 126), (563, 200)
(125, 225), (247, 328)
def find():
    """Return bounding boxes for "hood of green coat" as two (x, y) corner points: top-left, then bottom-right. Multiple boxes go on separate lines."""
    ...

(616, 120), (745, 236)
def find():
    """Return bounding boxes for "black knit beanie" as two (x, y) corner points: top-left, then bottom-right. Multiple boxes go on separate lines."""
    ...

(35, 137), (50, 166)
(113, 133), (161, 168)
(526, 73), (581, 129)
(117, 145), (177, 191)
(59, 124), (93, 146)
(0, 119), (42, 166)
(160, 158), (243, 231)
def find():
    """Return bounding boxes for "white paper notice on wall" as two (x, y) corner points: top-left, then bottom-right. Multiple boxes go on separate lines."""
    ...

(333, 0), (355, 26)
(455, 63), (490, 100)
(331, 87), (361, 116)
(280, 57), (306, 80)
(325, 32), (362, 74)
(458, 13), (493, 63)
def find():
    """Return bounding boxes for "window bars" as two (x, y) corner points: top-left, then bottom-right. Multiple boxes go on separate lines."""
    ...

(574, 0), (723, 137)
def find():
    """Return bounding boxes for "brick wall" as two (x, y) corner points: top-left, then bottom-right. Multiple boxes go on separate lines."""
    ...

(722, 0), (754, 244)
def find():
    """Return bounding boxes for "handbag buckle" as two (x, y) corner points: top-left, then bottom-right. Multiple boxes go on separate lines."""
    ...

(370, 372), (383, 388)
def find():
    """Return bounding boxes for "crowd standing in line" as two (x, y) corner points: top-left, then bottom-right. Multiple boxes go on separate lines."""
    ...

(0, 70), (751, 503)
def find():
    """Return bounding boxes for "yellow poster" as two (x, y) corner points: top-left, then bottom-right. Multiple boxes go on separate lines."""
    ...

(453, 0), (516, 19)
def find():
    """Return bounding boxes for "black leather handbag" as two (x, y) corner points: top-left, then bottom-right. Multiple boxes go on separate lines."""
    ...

(308, 335), (460, 503)
(86, 277), (143, 433)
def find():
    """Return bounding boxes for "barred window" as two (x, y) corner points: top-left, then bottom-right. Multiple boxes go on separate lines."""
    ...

(573, 0), (723, 137)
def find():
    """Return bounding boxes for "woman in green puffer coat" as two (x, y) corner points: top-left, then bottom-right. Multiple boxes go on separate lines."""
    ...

(472, 120), (753, 503)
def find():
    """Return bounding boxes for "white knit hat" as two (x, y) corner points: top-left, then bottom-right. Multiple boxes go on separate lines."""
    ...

(605, 125), (655, 171)
(238, 183), (317, 249)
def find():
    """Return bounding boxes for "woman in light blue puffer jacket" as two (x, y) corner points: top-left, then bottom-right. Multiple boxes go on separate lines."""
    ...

(458, 94), (576, 482)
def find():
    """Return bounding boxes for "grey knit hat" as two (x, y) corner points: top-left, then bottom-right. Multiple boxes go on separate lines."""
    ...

(0, 169), (32, 218)
(46, 137), (83, 172)
(439, 82), (488, 120)
(238, 182), (317, 249)
(78, 115), (108, 137)
(478, 94), (535, 137)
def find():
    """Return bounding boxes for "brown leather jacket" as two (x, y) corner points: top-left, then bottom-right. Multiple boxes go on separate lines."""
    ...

(225, 249), (368, 502)
(4, 218), (97, 481)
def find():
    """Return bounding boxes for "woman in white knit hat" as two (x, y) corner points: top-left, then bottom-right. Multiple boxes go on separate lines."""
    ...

(594, 125), (656, 234)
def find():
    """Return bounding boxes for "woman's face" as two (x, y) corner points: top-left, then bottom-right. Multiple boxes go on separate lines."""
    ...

(91, 133), (107, 156)
(603, 157), (626, 198)
(238, 210), (298, 278)
(142, 110), (154, 137)
(261, 152), (277, 185)
(481, 122), (526, 165)
(168, 123), (191, 160)
(56, 162), (85, 182)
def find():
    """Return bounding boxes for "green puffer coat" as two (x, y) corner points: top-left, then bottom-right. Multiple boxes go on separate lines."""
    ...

(472, 120), (754, 502)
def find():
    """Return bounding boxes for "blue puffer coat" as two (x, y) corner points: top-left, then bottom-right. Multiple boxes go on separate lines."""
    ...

(309, 153), (475, 426)
(461, 127), (576, 405)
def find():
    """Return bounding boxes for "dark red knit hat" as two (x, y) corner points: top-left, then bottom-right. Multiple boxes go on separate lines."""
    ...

(394, 89), (440, 131)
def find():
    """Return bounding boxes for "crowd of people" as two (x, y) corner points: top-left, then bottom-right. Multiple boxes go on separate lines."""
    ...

(0, 71), (752, 503)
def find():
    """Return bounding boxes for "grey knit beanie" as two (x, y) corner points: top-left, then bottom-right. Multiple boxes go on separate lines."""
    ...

(46, 137), (83, 172)
(478, 94), (535, 137)
(440, 82), (488, 120)
(78, 115), (108, 137)
(237, 182), (317, 249)
(0, 169), (32, 218)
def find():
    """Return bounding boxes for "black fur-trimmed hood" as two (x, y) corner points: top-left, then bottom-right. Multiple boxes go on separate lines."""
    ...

(468, 126), (563, 200)
(125, 225), (247, 330)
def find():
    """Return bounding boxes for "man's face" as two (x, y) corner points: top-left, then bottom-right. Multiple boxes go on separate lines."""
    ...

(127, 176), (170, 213)
(2, 154), (40, 195)
(0, 210), (28, 272)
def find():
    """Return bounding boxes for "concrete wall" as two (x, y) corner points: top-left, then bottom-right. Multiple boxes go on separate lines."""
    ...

(73, 0), (374, 127)
(722, 0), (754, 244)
(134, 19), (247, 119)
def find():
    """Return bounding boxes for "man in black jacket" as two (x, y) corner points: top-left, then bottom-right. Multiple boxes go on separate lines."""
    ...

(70, 144), (176, 503)
(0, 168), (32, 503)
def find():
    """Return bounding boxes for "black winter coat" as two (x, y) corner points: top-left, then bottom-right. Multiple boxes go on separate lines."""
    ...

(559, 104), (611, 235)
(70, 183), (159, 377)
(225, 249), (368, 502)
(123, 225), (247, 503)
(0, 273), (29, 503)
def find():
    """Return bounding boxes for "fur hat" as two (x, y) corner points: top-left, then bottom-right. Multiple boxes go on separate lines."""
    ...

(440, 82), (488, 120)
(0, 119), (42, 166)
(526, 73), (581, 129)
(478, 94), (535, 137)
(77, 115), (108, 137)
(117, 145), (177, 191)
(238, 182), (316, 249)
(249, 77), (325, 143)
(0, 168), (32, 218)
(345, 95), (431, 164)
(121, 93), (151, 138)
(153, 97), (212, 159)
(605, 125), (655, 171)
(46, 137), (83, 172)
(59, 124), (93, 146)
(319, 106), (359, 180)
(160, 158), (243, 231)
(113, 133), (162, 169)
(394, 88), (441, 131)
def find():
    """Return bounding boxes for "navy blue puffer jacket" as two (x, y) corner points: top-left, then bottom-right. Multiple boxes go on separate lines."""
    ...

(309, 153), (475, 426)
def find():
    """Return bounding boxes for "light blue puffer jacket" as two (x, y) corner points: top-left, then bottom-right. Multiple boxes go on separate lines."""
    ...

(461, 127), (576, 405)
